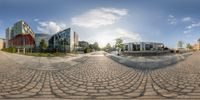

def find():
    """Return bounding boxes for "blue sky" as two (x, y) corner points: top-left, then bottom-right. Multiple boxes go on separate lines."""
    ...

(0, 0), (200, 48)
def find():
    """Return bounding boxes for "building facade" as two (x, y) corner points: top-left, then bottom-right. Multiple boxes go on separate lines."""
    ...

(35, 33), (51, 50)
(78, 41), (89, 49)
(6, 20), (35, 48)
(193, 39), (200, 50)
(8, 34), (35, 53)
(6, 27), (12, 48)
(48, 28), (78, 52)
(124, 42), (164, 51)
(0, 38), (5, 50)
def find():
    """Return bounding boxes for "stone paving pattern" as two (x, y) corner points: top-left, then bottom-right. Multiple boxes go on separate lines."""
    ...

(0, 51), (200, 99)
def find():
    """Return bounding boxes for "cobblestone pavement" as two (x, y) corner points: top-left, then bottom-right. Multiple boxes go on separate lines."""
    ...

(0, 51), (200, 99)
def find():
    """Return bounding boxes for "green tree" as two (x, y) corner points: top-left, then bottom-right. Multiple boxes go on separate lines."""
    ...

(186, 43), (192, 50)
(105, 43), (111, 51)
(92, 42), (100, 51)
(39, 39), (47, 52)
(84, 47), (91, 53)
(106, 43), (111, 49)
(89, 44), (94, 49)
(115, 38), (123, 51)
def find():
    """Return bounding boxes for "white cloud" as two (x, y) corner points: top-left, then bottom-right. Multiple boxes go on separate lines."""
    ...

(34, 19), (39, 22)
(100, 8), (128, 16)
(71, 8), (128, 28)
(115, 28), (141, 43)
(182, 17), (191, 22)
(186, 22), (200, 29)
(169, 15), (174, 18)
(86, 28), (141, 47)
(167, 14), (177, 25)
(37, 21), (67, 34)
(183, 30), (191, 34)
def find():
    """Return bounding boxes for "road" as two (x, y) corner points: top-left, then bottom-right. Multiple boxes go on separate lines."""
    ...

(0, 51), (200, 99)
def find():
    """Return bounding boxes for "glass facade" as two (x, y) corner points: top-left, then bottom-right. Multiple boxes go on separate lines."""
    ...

(5, 20), (35, 48)
(35, 33), (51, 49)
(48, 28), (78, 52)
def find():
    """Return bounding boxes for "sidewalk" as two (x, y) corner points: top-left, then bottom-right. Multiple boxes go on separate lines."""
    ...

(0, 51), (93, 70)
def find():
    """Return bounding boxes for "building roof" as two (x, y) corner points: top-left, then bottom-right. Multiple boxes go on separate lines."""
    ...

(124, 42), (164, 44)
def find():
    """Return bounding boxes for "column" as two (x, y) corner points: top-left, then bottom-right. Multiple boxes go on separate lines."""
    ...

(23, 48), (25, 54)
(143, 43), (146, 51)
(140, 42), (143, 51)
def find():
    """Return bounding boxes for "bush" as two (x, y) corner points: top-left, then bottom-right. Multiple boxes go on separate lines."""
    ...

(2, 47), (17, 53)
(84, 48), (92, 53)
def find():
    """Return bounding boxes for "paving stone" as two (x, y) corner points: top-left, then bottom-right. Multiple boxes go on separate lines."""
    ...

(0, 51), (200, 99)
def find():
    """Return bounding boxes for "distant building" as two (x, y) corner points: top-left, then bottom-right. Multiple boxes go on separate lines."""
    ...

(0, 38), (5, 50)
(6, 20), (35, 47)
(177, 41), (185, 49)
(35, 33), (51, 50)
(193, 39), (200, 50)
(124, 42), (164, 51)
(6, 27), (12, 48)
(48, 28), (78, 52)
(79, 41), (89, 49)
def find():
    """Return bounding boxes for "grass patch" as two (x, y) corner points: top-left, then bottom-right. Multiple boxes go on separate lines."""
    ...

(23, 52), (78, 57)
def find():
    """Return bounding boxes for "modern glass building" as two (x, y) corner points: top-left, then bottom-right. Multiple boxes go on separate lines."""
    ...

(48, 28), (78, 52)
(6, 20), (35, 48)
(124, 42), (164, 51)
(8, 34), (35, 53)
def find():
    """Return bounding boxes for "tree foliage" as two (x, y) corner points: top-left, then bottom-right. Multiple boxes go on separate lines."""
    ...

(92, 42), (100, 51)
(106, 43), (111, 50)
(115, 38), (123, 50)
(83, 42), (100, 53)
(39, 39), (47, 51)
(186, 43), (192, 50)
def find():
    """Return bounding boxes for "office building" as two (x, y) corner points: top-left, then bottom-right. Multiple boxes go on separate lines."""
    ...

(48, 28), (78, 52)
(6, 20), (35, 53)
(6, 20), (35, 48)
(5, 27), (12, 48)
(8, 34), (35, 53)
(124, 42), (164, 51)
(79, 41), (89, 49)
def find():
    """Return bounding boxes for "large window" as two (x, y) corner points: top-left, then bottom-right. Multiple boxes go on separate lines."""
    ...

(145, 44), (153, 50)
(132, 44), (140, 51)
(125, 45), (128, 51)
